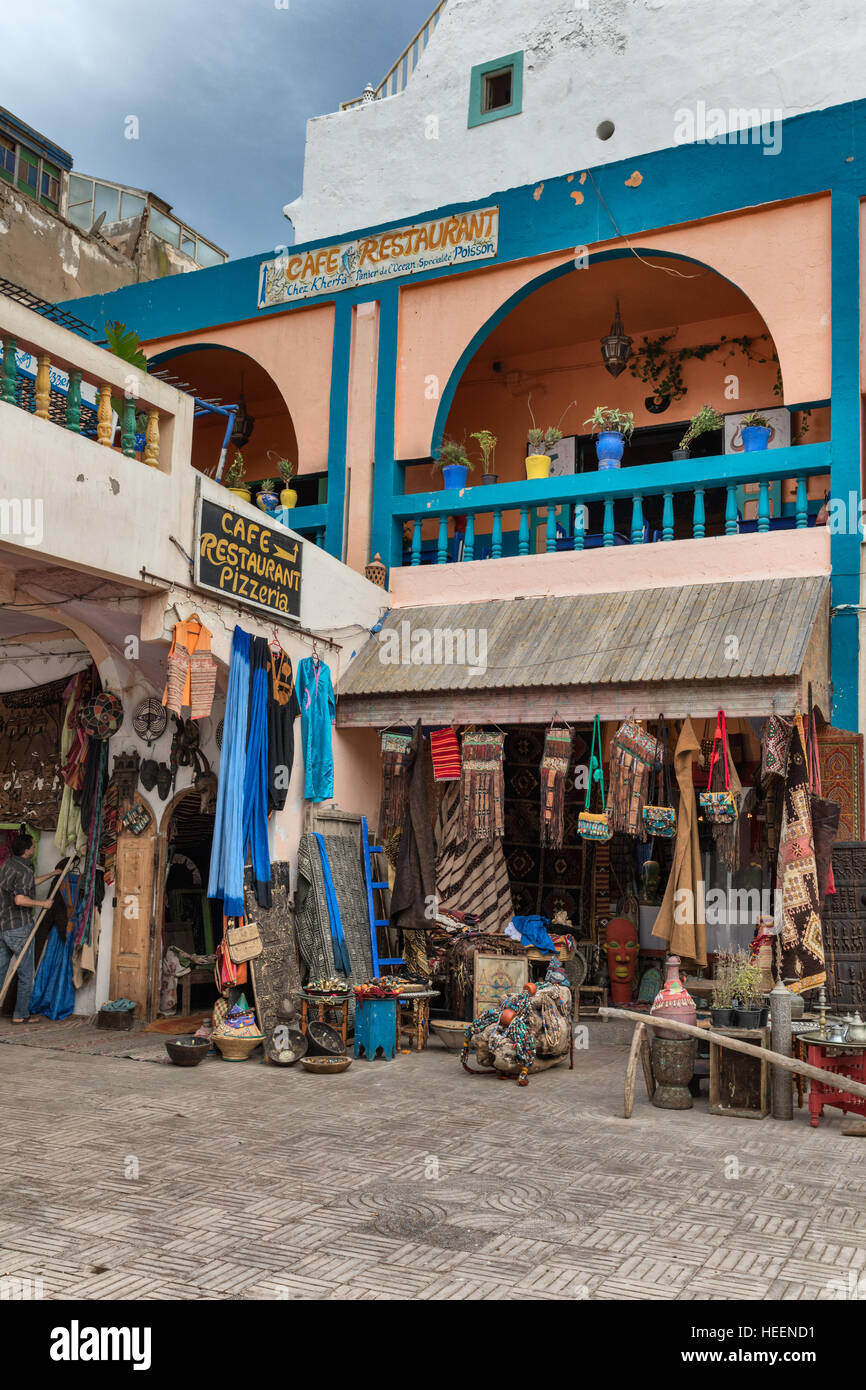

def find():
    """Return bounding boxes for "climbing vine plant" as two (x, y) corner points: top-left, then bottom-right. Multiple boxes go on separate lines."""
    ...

(628, 330), (781, 405)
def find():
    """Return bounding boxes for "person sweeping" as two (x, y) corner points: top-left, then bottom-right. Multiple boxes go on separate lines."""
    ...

(0, 834), (60, 1024)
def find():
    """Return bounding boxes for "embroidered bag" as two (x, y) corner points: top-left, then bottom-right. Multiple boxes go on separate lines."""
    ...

(609, 717), (662, 839)
(226, 918), (263, 964)
(699, 710), (737, 822)
(642, 715), (677, 839)
(578, 715), (612, 842)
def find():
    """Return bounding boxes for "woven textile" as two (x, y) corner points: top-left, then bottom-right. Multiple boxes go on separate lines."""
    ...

(0, 676), (69, 829)
(816, 726), (864, 840)
(430, 727), (460, 781)
(761, 714), (793, 783)
(539, 727), (573, 848)
(379, 731), (411, 839)
(435, 781), (513, 934)
(461, 730), (505, 840)
(778, 714), (826, 993)
(295, 832), (373, 1027)
(608, 719), (660, 839)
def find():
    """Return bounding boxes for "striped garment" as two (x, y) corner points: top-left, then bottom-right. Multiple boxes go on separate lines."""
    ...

(430, 727), (460, 781)
(435, 782), (513, 934)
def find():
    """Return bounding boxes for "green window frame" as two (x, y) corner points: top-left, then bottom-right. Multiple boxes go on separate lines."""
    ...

(468, 51), (524, 128)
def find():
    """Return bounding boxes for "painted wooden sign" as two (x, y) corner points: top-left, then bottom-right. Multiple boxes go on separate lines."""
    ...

(194, 496), (302, 619)
(258, 206), (499, 308)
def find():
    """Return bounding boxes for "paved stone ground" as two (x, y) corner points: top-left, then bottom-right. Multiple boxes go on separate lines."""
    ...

(1, 1025), (865, 1301)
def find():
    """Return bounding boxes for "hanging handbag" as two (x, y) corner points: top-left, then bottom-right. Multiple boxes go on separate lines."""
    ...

(699, 711), (737, 822)
(226, 918), (263, 964)
(642, 715), (677, 839)
(578, 715), (613, 842)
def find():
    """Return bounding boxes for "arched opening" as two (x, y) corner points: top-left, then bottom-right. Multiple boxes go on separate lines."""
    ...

(149, 345), (324, 508)
(403, 252), (828, 558)
(151, 780), (221, 1020)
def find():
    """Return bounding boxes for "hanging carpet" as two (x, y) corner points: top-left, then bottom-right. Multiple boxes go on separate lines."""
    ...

(435, 781), (513, 934)
(0, 676), (68, 828)
(778, 713), (826, 993)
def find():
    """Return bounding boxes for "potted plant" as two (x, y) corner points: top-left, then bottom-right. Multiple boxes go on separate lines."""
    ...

(272, 457), (298, 509)
(584, 406), (635, 469)
(223, 450), (251, 502)
(740, 411), (772, 452)
(675, 403), (724, 460)
(526, 427), (550, 479)
(710, 952), (735, 1027)
(731, 951), (765, 1028)
(471, 429), (498, 485)
(256, 478), (280, 513)
(433, 438), (473, 490)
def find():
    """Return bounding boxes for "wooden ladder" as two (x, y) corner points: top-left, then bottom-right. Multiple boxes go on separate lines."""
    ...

(361, 817), (400, 976)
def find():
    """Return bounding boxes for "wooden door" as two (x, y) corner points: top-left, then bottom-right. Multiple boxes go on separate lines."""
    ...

(109, 828), (157, 1018)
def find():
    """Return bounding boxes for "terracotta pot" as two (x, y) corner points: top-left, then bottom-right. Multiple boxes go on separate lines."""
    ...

(525, 453), (551, 480)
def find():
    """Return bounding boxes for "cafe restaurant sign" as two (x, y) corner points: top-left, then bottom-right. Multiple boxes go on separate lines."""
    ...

(257, 206), (499, 308)
(195, 496), (302, 620)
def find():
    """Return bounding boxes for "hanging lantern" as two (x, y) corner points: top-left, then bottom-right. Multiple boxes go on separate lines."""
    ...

(365, 552), (387, 588)
(230, 384), (255, 448)
(600, 300), (633, 378)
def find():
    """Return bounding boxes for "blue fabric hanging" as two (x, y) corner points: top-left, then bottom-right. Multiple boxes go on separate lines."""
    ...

(28, 925), (75, 1021)
(208, 626), (250, 916)
(511, 914), (557, 953)
(312, 833), (351, 976)
(243, 637), (272, 908)
(296, 657), (335, 801)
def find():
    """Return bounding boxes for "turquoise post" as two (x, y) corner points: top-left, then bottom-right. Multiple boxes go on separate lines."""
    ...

(725, 485), (738, 535)
(795, 476), (808, 528)
(492, 510), (502, 558)
(693, 488), (706, 539)
(66, 370), (82, 432)
(546, 505), (557, 552)
(603, 498), (614, 547)
(631, 494), (644, 545)
(518, 506), (530, 555)
(464, 511), (475, 561)
(411, 520), (422, 565)
(437, 517), (448, 564)
(757, 480), (770, 533)
(574, 502), (585, 551)
(0, 337), (16, 405)
(662, 491), (674, 541)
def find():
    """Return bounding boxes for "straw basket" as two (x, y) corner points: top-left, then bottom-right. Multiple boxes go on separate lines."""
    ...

(214, 1033), (263, 1061)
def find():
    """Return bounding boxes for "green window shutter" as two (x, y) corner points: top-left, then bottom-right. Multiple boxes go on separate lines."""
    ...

(468, 51), (524, 128)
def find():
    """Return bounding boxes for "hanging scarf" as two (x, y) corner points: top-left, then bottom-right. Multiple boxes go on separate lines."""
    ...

(460, 730), (505, 840)
(430, 727), (460, 781)
(73, 740), (109, 946)
(243, 637), (272, 909)
(312, 832), (351, 976)
(539, 726), (573, 848)
(379, 731), (412, 839)
(778, 713), (825, 993)
(608, 719), (660, 840)
(208, 627), (251, 917)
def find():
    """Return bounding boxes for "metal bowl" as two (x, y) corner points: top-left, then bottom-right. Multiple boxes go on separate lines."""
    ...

(301, 1055), (352, 1074)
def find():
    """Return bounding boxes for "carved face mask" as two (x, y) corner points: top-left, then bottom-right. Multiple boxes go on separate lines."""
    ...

(603, 917), (639, 1003)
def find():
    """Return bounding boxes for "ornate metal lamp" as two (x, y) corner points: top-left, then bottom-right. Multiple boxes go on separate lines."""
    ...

(230, 380), (255, 448)
(600, 300), (633, 378)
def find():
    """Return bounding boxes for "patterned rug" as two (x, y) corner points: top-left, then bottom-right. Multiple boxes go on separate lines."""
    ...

(817, 726), (864, 840)
(0, 1016), (173, 1063)
(503, 726), (589, 921)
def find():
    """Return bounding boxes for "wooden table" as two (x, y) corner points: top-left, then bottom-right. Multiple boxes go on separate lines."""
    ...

(805, 1040), (866, 1128)
(296, 990), (350, 1050)
(396, 990), (439, 1052)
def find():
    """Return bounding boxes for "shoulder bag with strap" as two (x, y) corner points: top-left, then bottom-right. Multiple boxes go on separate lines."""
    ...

(699, 710), (737, 823)
(642, 714), (677, 839)
(226, 918), (263, 964)
(578, 715), (613, 841)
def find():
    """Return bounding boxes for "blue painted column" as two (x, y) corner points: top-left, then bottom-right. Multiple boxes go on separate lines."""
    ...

(829, 188), (861, 731)
(324, 296), (352, 560)
(369, 286), (401, 571)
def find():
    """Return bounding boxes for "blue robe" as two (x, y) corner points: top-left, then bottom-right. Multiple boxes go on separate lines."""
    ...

(296, 657), (335, 801)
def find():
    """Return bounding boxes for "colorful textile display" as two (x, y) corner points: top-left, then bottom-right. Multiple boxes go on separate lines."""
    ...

(162, 616), (217, 720)
(460, 730), (505, 840)
(760, 713), (793, 784)
(55, 671), (91, 856)
(296, 656), (336, 802)
(435, 781), (513, 934)
(266, 647), (300, 813)
(816, 725), (863, 841)
(379, 731), (412, 839)
(208, 626), (251, 917)
(652, 718), (707, 967)
(539, 726), (573, 848)
(778, 713), (826, 993)
(243, 636), (272, 909)
(390, 721), (437, 934)
(608, 718), (660, 839)
(430, 727), (460, 781)
(578, 715), (611, 842)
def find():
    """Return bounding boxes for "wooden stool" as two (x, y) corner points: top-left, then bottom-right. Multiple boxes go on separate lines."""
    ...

(297, 992), (350, 1051)
(397, 995), (431, 1051)
(577, 984), (608, 1019)
(180, 967), (212, 1018)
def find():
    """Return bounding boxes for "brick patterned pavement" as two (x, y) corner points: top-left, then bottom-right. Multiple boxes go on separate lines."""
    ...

(1, 1028), (865, 1301)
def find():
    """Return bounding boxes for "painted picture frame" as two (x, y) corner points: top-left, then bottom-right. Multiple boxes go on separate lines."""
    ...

(473, 952), (529, 1019)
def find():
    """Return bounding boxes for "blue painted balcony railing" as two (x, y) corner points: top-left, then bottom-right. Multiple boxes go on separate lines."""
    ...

(274, 503), (327, 549)
(390, 443), (831, 565)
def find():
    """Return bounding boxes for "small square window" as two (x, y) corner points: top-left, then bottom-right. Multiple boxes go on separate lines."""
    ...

(469, 51), (523, 128)
(482, 67), (513, 113)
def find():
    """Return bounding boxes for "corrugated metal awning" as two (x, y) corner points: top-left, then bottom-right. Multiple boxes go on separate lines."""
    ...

(337, 576), (829, 726)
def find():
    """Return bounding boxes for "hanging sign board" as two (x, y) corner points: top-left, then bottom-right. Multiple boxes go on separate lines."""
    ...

(194, 497), (302, 620)
(257, 206), (499, 308)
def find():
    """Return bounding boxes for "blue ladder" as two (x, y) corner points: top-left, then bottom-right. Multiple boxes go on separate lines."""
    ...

(361, 816), (401, 976)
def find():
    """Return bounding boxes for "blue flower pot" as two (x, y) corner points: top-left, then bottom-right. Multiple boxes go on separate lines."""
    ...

(441, 463), (469, 490)
(596, 431), (625, 469)
(742, 425), (770, 452)
(256, 491), (279, 512)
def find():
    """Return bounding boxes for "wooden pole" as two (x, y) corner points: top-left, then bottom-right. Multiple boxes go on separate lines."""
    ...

(0, 858), (74, 1009)
(601, 1006), (866, 1105)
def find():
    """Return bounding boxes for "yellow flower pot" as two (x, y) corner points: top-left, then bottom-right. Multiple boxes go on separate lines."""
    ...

(228, 487), (251, 503)
(280, 487), (298, 509)
(525, 454), (551, 480)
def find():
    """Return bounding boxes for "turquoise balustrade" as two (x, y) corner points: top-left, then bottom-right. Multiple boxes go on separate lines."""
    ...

(390, 443), (831, 565)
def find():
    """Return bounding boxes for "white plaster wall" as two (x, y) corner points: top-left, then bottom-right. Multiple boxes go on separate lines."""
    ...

(286, 0), (866, 241)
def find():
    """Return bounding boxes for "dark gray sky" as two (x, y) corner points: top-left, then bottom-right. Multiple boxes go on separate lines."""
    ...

(0, 0), (439, 258)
